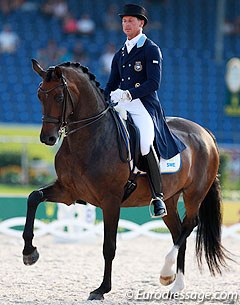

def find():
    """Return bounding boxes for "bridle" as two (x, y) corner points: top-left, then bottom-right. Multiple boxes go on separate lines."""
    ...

(38, 75), (110, 137)
(39, 81), (66, 125)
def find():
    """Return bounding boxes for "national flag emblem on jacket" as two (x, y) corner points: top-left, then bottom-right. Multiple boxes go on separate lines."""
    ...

(134, 61), (142, 72)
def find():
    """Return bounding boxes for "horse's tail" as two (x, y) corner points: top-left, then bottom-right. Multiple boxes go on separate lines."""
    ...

(196, 176), (229, 275)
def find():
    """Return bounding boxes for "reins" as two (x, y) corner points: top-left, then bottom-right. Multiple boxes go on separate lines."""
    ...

(65, 105), (110, 136)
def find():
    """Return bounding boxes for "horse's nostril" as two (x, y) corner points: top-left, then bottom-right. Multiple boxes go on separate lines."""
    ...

(40, 134), (57, 145)
(49, 136), (56, 144)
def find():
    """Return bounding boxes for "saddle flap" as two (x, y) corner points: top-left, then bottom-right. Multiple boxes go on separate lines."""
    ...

(126, 113), (141, 168)
(110, 106), (141, 168)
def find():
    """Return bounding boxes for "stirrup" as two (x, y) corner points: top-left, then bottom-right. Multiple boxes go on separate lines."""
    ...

(149, 197), (167, 218)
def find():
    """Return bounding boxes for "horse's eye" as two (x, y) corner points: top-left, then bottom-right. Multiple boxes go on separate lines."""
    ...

(56, 95), (64, 103)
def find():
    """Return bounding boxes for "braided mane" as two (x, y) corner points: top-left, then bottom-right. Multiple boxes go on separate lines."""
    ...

(58, 62), (104, 94)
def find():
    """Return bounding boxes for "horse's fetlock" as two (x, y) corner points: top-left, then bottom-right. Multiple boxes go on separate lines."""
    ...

(165, 257), (176, 265)
(103, 243), (116, 261)
(99, 283), (111, 294)
(22, 245), (36, 256)
(103, 250), (116, 261)
(22, 231), (34, 241)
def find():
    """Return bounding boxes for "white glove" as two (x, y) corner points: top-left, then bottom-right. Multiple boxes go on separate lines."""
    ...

(114, 104), (128, 120)
(110, 89), (132, 103)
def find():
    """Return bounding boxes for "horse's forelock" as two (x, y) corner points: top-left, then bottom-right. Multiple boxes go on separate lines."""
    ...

(45, 67), (55, 82)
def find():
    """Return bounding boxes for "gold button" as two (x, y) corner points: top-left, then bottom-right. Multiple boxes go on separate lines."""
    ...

(135, 83), (140, 88)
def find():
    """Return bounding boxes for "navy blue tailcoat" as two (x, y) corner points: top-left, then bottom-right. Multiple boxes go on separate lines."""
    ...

(104, 34), (186, 159)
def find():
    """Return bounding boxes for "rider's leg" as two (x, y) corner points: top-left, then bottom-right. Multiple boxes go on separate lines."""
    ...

(115, 99), (167, 217)
(144, 145), (167, 217)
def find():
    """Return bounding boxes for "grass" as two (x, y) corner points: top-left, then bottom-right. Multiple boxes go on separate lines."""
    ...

(0, 124), (40, 136)
(0, 124), (56, 162)
(0, 184), (35, 196)
(0, 124), (57, 195)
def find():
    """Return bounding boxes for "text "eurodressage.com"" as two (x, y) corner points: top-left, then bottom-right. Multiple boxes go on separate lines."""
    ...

(125, 289), (239, 302)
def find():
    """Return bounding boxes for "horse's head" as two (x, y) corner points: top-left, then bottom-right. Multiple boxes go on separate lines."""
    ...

(32, 59), (73, 145)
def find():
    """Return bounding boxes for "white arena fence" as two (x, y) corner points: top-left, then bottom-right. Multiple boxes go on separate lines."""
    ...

(0, 217), (240, 242)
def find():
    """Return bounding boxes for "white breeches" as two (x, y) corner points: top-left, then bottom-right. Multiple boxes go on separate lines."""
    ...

(115, 98), (155, 156)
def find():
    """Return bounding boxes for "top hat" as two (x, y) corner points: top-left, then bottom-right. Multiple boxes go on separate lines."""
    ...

(118, 4), (148, 26)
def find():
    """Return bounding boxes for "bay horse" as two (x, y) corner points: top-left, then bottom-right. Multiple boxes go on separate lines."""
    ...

(22, 59), (228, 300)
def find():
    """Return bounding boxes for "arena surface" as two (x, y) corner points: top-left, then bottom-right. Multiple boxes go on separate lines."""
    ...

(0, 235), (239, 305)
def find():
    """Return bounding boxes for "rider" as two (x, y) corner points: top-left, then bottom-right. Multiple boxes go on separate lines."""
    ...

(104, 4), (186, 218)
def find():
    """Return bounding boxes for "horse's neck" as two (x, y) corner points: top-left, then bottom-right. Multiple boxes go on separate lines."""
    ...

(65, 108), (113, 156)
(63, 68), (118, 153)
(66, 80), (110, 144)
(73, 82), (106, 121)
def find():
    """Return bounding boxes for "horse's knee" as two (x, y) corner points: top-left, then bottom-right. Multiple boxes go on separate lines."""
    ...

(28, 190), (44, 208)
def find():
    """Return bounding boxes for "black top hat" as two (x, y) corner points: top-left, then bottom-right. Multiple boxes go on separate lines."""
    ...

(118, 4), (148, 26)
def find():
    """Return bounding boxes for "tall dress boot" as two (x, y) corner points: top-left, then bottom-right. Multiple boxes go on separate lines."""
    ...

(145, 145), (167, 218)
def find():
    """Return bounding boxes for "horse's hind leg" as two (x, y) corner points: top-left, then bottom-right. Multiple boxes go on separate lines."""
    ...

(168, 195), (200, 293)
(22, 181), (73, 265)
(160, 194), (198, 294)
(160, 194), (181, 286)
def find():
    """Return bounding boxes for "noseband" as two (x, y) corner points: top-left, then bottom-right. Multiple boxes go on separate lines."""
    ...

(39, 76), (110, 137)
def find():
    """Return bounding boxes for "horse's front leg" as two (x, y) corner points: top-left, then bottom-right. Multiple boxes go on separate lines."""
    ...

(22, 181), (73, 265)
(88, 203), (120, 300)
(22, 189), (43, 265)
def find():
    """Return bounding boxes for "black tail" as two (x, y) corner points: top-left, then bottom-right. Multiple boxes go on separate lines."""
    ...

(196, 176), (229, 275)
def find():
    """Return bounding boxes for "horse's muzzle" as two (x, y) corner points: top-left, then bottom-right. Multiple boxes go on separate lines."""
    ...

(40, 133), (58, 146)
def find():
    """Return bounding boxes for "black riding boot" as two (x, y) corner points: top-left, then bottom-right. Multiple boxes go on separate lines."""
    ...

(145, 146), (167, 218)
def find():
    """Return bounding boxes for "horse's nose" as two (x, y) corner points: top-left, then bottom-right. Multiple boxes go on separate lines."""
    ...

(40, 134), (57, 146)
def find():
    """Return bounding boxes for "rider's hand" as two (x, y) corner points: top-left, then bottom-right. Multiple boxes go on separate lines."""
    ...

(110, 89), (132, 103)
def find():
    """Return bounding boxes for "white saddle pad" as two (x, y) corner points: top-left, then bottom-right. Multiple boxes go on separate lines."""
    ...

(160, 153), (181, 174)
(132, 153), (181, 175)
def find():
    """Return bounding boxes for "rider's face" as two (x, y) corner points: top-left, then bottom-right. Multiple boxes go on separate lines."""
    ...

(122, 16), (144, 40)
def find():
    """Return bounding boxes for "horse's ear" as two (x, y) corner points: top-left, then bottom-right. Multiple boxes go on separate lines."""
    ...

(54, 66), (62, 79)
(31, 59), (46, 78)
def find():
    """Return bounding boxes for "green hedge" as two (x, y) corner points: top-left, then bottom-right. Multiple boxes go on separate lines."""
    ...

(0, 151), (22, 167)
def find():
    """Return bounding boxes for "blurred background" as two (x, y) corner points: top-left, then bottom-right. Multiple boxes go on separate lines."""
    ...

(0, 0), (240, 227)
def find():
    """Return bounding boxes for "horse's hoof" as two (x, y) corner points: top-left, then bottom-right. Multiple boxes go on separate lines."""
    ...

(87, 292), (104, 300)
(23, 248), (39, 266)
(160, 274), (176, 286)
